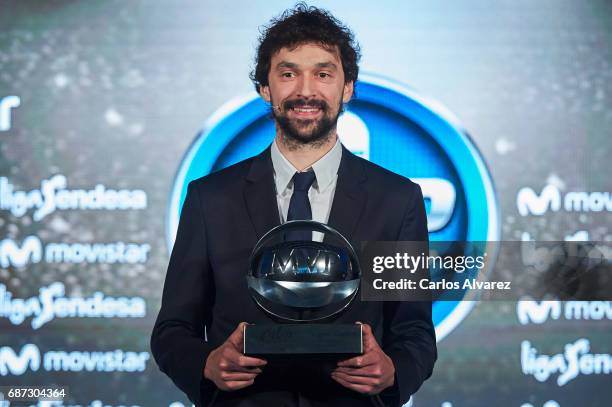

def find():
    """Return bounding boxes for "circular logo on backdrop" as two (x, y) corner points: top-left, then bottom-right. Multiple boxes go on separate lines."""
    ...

(167, 74), (500, 341)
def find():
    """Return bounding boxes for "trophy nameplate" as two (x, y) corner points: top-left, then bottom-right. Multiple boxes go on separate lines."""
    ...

(244, 323), (362, 358)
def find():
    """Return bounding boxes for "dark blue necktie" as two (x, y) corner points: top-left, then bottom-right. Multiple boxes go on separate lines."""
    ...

(286, 170), (316, 241)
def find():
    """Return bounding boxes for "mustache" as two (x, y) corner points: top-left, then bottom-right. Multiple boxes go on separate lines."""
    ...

(282, 99), (328, 111)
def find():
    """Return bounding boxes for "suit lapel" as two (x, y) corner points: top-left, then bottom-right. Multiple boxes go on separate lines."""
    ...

(324, 145), (368, 243)
(244, 146), (281, 240)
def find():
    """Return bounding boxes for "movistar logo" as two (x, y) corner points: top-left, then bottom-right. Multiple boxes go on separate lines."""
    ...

(0, 344), (149, 375)
(0, 344), (40, 376)
(517, 299), (612, 325)
(517, 300), (562, 324)
(0, 236), (42, 268)
(517, 184), (612, 216)
(0, 235), (150, 268)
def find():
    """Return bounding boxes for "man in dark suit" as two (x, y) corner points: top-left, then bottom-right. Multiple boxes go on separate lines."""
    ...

(151, 4), (436, 406)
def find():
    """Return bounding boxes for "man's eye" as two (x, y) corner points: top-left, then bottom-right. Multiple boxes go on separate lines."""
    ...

(318, 72), (330, 78)
(281, 72), (295, 78)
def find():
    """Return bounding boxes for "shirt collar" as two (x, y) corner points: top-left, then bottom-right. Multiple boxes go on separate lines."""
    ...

(270, 137), (342, 195)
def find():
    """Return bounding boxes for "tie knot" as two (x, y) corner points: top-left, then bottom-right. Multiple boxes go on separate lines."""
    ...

(292, 171), (316, 192)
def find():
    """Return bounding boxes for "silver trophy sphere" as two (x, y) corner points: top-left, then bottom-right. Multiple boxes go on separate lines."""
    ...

(247, 220), (361, 322)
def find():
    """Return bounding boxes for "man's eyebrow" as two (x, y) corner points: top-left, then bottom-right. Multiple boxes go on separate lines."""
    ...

(274, 61), (339, 70)
(315, 62), (338, 70)
(275, 61), (299, 70)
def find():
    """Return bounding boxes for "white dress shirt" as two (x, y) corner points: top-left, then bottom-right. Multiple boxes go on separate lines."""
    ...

(270, 137), (342, 242)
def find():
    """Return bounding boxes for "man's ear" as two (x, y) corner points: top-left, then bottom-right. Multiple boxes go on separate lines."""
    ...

(259, 85), (271, 103)
(342, 81), (354, 103)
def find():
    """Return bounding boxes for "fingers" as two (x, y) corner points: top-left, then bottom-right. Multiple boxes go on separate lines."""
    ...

(331, 372), (377, 395)
(333, 365), (383, 378)
(206, 323), (269, 392)
(221, 365), (263, 374)
(220, 371), (260, 381)
(232, 353), (268, 368)
(337, 352), (376, 368)
(332, 371), (379, 386)
(234, 353), (267, 368)
(221, 346), (267, 371)
(223, 324), (267, 368)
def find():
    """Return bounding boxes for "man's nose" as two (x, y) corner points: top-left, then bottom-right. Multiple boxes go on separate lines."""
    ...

(295, 75), (316, 99)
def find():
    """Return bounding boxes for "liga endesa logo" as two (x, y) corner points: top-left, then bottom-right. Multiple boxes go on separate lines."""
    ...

(167, 74), (500, 341)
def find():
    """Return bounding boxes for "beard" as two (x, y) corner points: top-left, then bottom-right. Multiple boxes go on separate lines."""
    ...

(272, 97), (343, 148)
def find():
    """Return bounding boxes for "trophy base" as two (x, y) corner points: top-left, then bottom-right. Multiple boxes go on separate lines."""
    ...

(243, 323), (363, 358)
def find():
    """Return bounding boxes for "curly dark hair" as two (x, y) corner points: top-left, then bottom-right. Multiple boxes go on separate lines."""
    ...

(250, 2), (361, 94)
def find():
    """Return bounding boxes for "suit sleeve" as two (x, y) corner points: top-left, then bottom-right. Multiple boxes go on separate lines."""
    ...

(150, 181), (216, 406)
(379, 183), (437, 406)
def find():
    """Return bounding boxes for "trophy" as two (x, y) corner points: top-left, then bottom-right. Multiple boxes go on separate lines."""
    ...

(244, 220), (363, 359)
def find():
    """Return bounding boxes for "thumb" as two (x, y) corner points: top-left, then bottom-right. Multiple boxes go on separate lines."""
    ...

(357, 322), (377, 351)
(226, 321), (248, 350)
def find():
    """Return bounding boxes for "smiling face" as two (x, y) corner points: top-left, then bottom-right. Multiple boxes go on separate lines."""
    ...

(259, 42), (354, 146)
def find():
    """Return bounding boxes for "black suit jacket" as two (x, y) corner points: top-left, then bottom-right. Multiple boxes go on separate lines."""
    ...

(151, 145), (437, 406)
